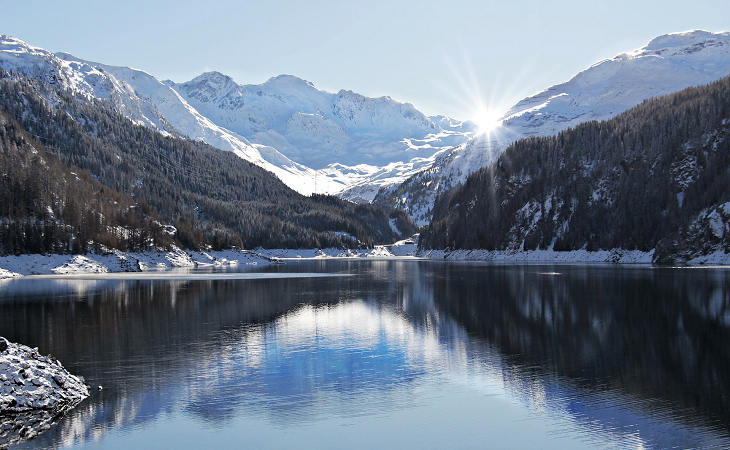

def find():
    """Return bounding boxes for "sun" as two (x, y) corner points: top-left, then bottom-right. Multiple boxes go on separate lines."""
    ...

(473, 107), (503, 133)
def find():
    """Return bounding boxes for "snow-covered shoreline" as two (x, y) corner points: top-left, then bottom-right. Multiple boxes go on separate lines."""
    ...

(1, 244), (729, 279)
(0, 247), (279, 279)
(0, 246), (420, 279)
(417, 248), (730, 265)
(418, 248), (656, 264)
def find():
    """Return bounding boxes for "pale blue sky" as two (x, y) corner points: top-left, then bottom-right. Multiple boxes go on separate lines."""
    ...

(1, 0), (728, 120)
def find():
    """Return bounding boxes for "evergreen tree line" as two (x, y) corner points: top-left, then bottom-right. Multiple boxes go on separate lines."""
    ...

(0, 108), (173, 255)
(421, 75), (730, 262)
(0, 69), (417, 254)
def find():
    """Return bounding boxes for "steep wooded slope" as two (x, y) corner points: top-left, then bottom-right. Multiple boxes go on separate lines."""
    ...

(0, 70), (416, 251)
(421, 76), (730, 263)
(378, 30), (730, 225)
(0, 108), (175, 255)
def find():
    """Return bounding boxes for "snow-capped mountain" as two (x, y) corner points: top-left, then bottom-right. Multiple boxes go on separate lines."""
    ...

(0, 35), (320, 192)
(166, 72), (475, 199)
(169, 72), (475, 169)
(380, 30), (730, 225)
(0, 35), (475, 200)
(5, 30), (729, 215)
(501, 30), (730, 136)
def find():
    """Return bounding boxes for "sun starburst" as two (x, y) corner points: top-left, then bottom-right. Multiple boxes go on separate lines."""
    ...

(473, 107), (503, 133)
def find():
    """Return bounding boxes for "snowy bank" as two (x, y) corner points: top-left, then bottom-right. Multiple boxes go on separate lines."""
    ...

(417, 248), (657, 264)
(0, 246), (400, 277)
(0, 337), (89, 447)
(417, 247), (730, 265)
(255, 247), (399, 259)
(0, 269), (19, 280)
(0, 247), (278, 278)
(3, 245), (727, 275)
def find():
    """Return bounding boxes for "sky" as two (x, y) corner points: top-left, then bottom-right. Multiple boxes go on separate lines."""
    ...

(1, 0), (728, 122)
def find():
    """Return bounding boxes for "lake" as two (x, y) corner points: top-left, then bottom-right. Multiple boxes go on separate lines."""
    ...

(1, 260), (729, 449)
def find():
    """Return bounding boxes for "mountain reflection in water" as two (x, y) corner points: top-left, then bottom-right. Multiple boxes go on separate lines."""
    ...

(0, 262), (728, 449)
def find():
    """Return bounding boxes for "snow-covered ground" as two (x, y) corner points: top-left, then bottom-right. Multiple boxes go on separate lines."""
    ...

(255, 247), (396, 259)
(0, 247), (276, 278)
(417, 248), (730, 265)
(0, 338), (89, 413)
(0, 338), (89, 447)
(386, 238), (419, 257)
(0, 247), (413, 278)
(418, 248), (656, 264)
(1, 244), (728, 279)
(256, 244), (730, 265)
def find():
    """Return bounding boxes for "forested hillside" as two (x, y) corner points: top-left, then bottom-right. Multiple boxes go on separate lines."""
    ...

(0, 69), (417, 254)
(421, 76), (730, 263)
(0, 109), (174, 255)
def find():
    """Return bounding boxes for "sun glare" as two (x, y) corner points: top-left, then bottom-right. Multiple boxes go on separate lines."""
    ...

(473, 108), (502, 133)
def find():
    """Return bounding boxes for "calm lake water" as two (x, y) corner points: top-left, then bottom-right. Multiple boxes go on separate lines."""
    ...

(1, 260), (729, 449)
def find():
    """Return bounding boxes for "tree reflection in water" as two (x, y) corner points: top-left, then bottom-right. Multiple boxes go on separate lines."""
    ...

(0, 262), (728, 449)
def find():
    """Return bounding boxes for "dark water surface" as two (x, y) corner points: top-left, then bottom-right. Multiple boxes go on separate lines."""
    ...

(1, 260), (729, 449)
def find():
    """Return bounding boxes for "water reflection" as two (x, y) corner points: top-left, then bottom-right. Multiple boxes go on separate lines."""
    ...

(0, 262), (728, 449)
(431, 264), (730, 443)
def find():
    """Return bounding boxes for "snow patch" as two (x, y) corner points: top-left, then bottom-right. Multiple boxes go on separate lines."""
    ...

(419, 248), (656, 264)
(51, 255), (108, 274)
(0, 247), (278, 276)
(0, 268), (21, 279)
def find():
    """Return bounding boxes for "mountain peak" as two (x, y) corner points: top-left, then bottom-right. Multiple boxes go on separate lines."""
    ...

(178, 71), (242, 103)
(642, 29), (730, 53)
(0, 35), (28, 48)
(188, 71), (237, 88)
(263, 74), (315, 90)
(0, 35), (47, 57)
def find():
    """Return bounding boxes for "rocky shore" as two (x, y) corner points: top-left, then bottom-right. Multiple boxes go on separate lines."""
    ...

(0, 338), (89, 448)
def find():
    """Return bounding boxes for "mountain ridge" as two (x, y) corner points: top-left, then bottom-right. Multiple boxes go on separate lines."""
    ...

(0, 68), (417, 252)
(376, 29), (730, 225)
(169, 70), (474, 170)
(3, 30), (730, 221)
(0, 34), (475, 200)
(419, 74), (730, 263)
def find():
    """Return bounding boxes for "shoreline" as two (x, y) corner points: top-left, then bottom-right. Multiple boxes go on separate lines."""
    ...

(1, 244), (729, 279)
(416, 247), (730, 266)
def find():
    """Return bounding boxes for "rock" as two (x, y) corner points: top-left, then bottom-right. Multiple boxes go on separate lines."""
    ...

(0, 338), (7, 352)
(51, 375), (65, 387)
(0, 337), (89, 414)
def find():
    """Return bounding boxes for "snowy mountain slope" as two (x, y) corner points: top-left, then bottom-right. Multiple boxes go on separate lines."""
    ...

(169, 72), (476, 170)
(420, 74), (730, 263)
(501, 29), (730, 136)
(0, 36), (474, 199)
(0, 36), (177, 135)
(0, 36), (317, 193)
(378, 29), (730, 225)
